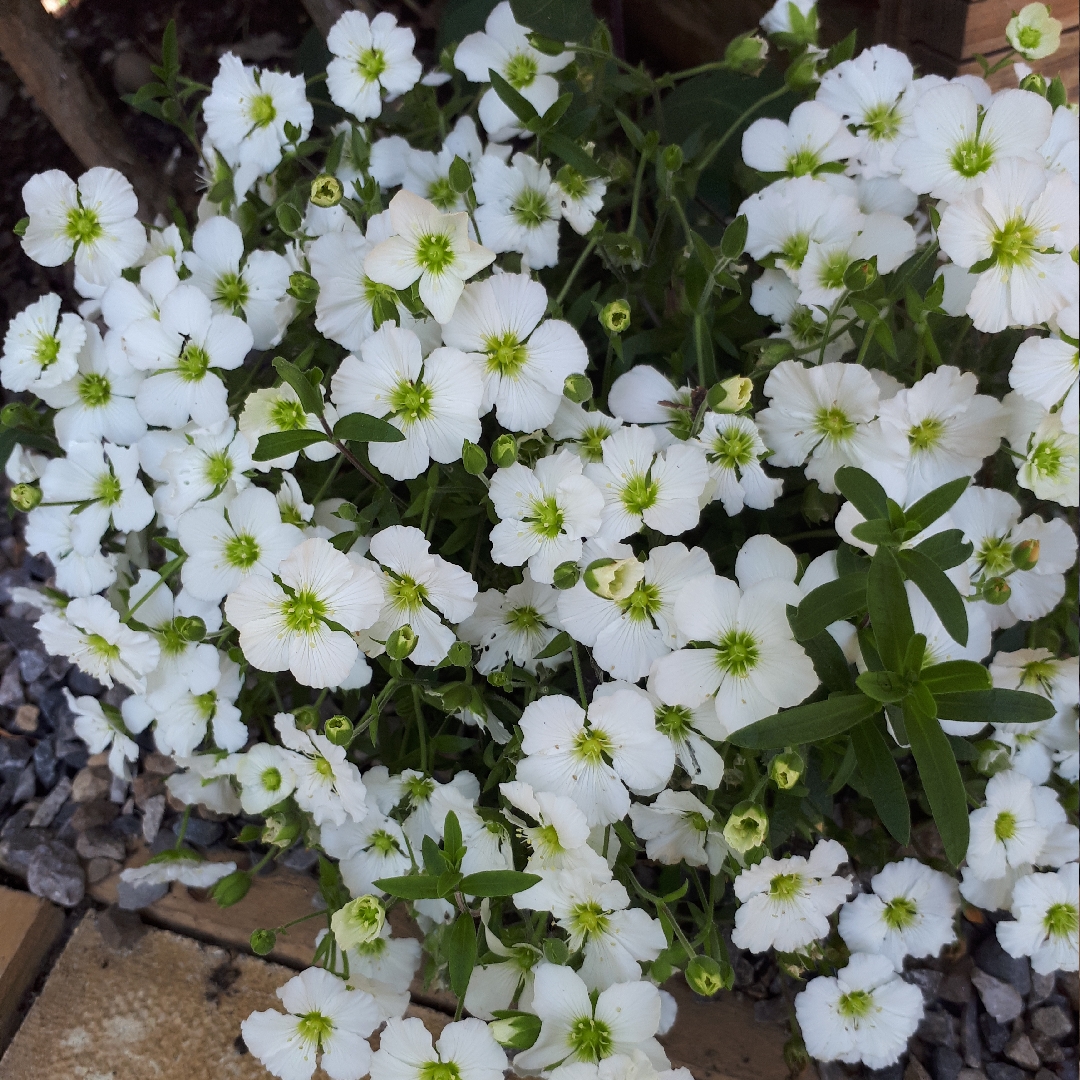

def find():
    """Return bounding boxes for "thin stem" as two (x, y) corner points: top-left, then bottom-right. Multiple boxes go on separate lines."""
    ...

(627, 147), (649, 239)
(570, 641), (589, 710)
(696, 85), (789, 174)
(174, 806), (191, 848)
(311, 454), (344, 505)
(412, 684), (428, 773)
(318, 415), (405, 506)
(555, 236), (599, 307)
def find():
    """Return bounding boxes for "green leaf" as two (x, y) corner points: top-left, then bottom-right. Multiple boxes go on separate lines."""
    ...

(447, 912), (478, 1000)
(333, 411), (406, 443)
(457, 870), (542, 897)
(720, 215), (748, 260)
(919, 661), (992, 695)
(799, 627), (855, 692)
(728, 694), (882, 749)
(543, 132), (607, 178)
(851, 719), (910, 844)
(834, 467), (889, 521)
(534, 630), (572, 659)
(509, 0), (594, 40)
(866, 547), (914, 673)
(904, 477), (969, 532)
(855, 670), (910, 704)
(789, 573), (867, 640)
(850, 520), (900, 547)
(252, 429), (329, 461)
(897, 548), (968, 647)
(913, 529), (973, 571)
(904, 687), (968, 866)
(615, 109), (646, 151)
(488, 69), (539, 127)
(372, 874), (446, 899)
(442, 810), (464, 869)
(273, 356), (324, 417)
(933, 689), (1056, 725)
(448, 155), (474, 193)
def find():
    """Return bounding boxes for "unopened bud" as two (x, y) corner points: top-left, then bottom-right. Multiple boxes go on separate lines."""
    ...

(331, 894), (385, 949)
(177, 616), (206, 643)
(984, 577), (1012, 605)
(1018, 72), (1049, 96)
(843, 258), (878, 293)
(325, 714), (353, 746)
(563, 372), (593, 404)
(293, 705), (320, 730)
(446, 639), (472, 668)
(489, 1012), (542, 1050)
(1012, 539), (1040, 571)
(386, 624), (418, 660)
(543, 936), (570, 964)
(709, 375), (753, 413)
(262, 816), (301, 847)
(250, 928), (277, 955)
(491, 434), (518, 468)
(725, 31), (769, 73)
(1, 402), (35, 429)
(310, 174), (344, 207)
(770, 750), (804, 790)
(9, 483), (41, 511)
(661, 144), (684, 174)
(211, 869), (252, 908)
(599, 299), (631, 334)
(583, 556), (644, 600)
(686, 955), (731, 997)
(461, 439), (488, 476)
(552, 561), (581, 590)
(757, 339), (795, 368)
(723, 801), (769, 853)
(784, 1034), (810, 1076)
(784, 49), (820, 90)
(978, 743), (1011, 776)
(287, 270), (320, 304)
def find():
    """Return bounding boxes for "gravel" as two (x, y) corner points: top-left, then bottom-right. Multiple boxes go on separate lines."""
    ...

(27, 839), (85, 906)
(972, 969), (1025, 1023)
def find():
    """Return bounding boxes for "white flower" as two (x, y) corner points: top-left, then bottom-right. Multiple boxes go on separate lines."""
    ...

(997, 866), (1079, 975)
(21, 168), (145, 285)
(370, 1016), (506, 1080)
(895, 84), (1052, 200)
(750, 268), (855, 362)
(585, 426), (709, 541)
(742, 102), (859, 179)
(457, 572), (564, 675)
(760, 0), (816, 35)
(1009, 305), (1079, 427)
(453, 2), (573, 141)
(607, 366), (688, 428)
(179, 484), (303, 604)
(442, 273), (588, 431)
(548, 399), (623, 462)
(37, 595), (159, 692)
(474, 153), (562, 269)
(557, 543), (713, 681)
(1006, 3), (1062, 59)
(321, 811), (412, 897)
(1012, 408), (1079, 506)
(463, 936), (542, 1022)
(938, 160), (1079, 333)
(556, 166), (606, 235)
(225, 537), (384, 688)
(203, 54), (313, 199)
(839, 858), (960, 970)
(629, 790), (727, 873)
(403, 117), (485, 213)
(1040, 105), (1078, 183)
(121, 853), (238, 890)
(340, 922), (422, 995)
(183, 216), (292, 350)
(515, 690), (675, 828)
(513, 964), (668, 1075)
(242, 966), (380, 1080)
(235, 742), (300, 815)
(364, 190), (496, 324)
(64, 690), (138, 779)
(694, 413), (784, 515)
(239, 382), (338, 472)
(166, 753), (242, 815)
(731, 838), (851, 953)
(331, 324), (483, 482)
(650, 574), (817, 738)
(101, 253), (179, 336)
(794, 952), (924, 1070)
(23, 505), (117, 598)
(489, 451), (604, 584)
(1, 294), (86, 394)
(326, 11), (421, 122)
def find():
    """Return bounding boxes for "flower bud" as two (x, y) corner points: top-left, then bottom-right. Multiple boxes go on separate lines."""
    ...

(978, 743), (1011, 776)
(984, 577), (1012, 605)
(211, 869), (252, 908)
(9, 483), (41, 512)
(293, 704), (320, 730)
(276, 202), (303, 235)
(725, 31), (769, 73)
(723, 801), (769, 853)
(784, 1034), (810, 1076)
(441, 682), (475, 711)
(177, 616), (206, 643)
(583, 556), (645, 601)
(843, 258), (878, 293)
(685, 955), (731, 997)
(310, 174), (344, 207)
(331, 894), (386, 950)
(489, 1012), (542, 1050)
(552, 561), (581, 590)
(769, 750), (804, 790)
(709, 375), (753, 414)
(543, 936), (570, 964)
(386, 624), (418, 660)
(1, 402), (35, 429)
(250, 928), (277, 955)
(563, 372), (593, 404)
(491, 434), (518, 468)
(1012, 539), (1040, 571)
(446, 639), (473, 668)
(661, 144), (684, 174)
(599, 299), (631, 334)
(324, 714), (353, 746)
(288, 270), (320, 304)
(1018, 72), (1049, 96)
(784, 49), (820, 90)
(262, 815), (301, 847)
(461, 439), (488, 476)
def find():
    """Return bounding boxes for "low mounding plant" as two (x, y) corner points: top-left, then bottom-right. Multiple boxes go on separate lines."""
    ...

(3, 0), (1077, 1076)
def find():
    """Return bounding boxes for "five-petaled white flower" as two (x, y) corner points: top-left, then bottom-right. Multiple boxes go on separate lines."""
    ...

(326, 11), (422, 122)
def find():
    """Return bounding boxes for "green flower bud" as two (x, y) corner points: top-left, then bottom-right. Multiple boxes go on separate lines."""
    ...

(784, 1034), (810, 1076)
(1018, 72), (1049, 96)
(486, 669), (510, 687)
(563, 372), (593, 404)
(293, 705), (320, 730)
(489, 1012), (542, 1050)
(325, 714), (353, 746)
(441, 682), (476, 711)
(331, 894), (386, 950)
(661, 144), (684, 174)
(491, 434), (518, 468)
(287, 270), (320, 304)
(784, 50), (820, 90)
(1, 402), (35, 428)
(599, 299), (631, 334)
(757, 339), (795, 369)
(177, 616), (206, 643)
(978, 742), (1011, 776)
(461, 439), (488, 476)
(984, 577), (1012, 605)
(843, 258), (878, 293)
(446, 639), (473, 668)
(9, 483), (41, 512)
(1012, 538), (1040, 571)
(770, 750), (804, 790)
(723, 801), (769, 853)
(725, 31), (769, 73)
(250, 928), (277, 955)
(211, 869), (252, 908)
(583, 556), (644, 600)
(709, 375), (753, 414)
(386, 624), (418, 660)
(543, 936), (570, 964)
(310, 174), (344, 207)
(262, 815), (301, 847)
(685, 955), (731, 997)
(552, 561), (581, 590)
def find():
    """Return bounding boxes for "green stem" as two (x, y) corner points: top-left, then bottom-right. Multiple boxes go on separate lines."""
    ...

(696, 84), (789, 174)
(412, 684), (428, 773)
(570, 641), (589, 710)
(627, 147), (649, 239)
(555, 236), (599, 307)
(174, 806), (191, 848)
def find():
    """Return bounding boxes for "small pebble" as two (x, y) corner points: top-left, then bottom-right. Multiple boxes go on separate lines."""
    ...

(12, 762), (36, 803)
(1004, 1034), (1041, 1071)
(141, 794), (166, 843)
(920, 1009), (960, 1049)
(95, 904), (146, 949)
(1030, 1004), (1073, 1040)
(29, 774), (71, 828)
(11, 702), (38, 733)
(985, 1065), (1026, 1080)
(972, 968), (1025, 1023)
(975, 937), (1031, 996)
(85, 856), (120, 884)
(980, 1014), (1011, 1055)
(75, 827), (126, 862)
(1030, 1032), (1064, 1064)
(27, 839), (85, 907)
(71, 766), (110, 804)
(116, 877), (168, 911)
(934, 1046), (963, 1080)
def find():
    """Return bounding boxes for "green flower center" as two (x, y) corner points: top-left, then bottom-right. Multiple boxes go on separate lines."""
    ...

(249, 93), (277, 128)
(769, 871), (804, 901)
(389, 378), (433, 425)
(388, 574), (428, 612)
(781, 232), (810, 270)
(1017, 25), (1042, 49)
(580, 426), (610, 462)
(655, 704), (693, 740)
(505, 52), (539, 90)
(818, 249), (851, 290)
(950, 135), (994, 179)
(216, 272), (249, 314)
(261, 766), (282, 793)
(569, 900), (610, 938)
(506, 605), (542, 632)
(353, 935), (388, 957)
(567, 1016), (613, 1063)
(710, 426), (756, 470)
(426, 176), (458, 211)
(95, 471), (122, 506)
(484, 332), (529, 377)
(619, 581), (661, 622)
(270, 397), (309, 431)
(527, 495), (565, 539)
(787, 148), (821, 177)
(205, 450), (233, 490)
(65, 205), (103, 246)
(159, 618), (189, 657)
(534, 823), (562, 854)
(415, 232), (455, 275)
(1028, 438), (1065, 479)
(908, 416), (945, 452)
(512, 188), (551, 229)
(370, 829), (400, 855)
(814, 406), (855, 442)
(78, 372), (112, 407)
(1044, 901), (1079, 939)
(404, 774), (435, 805)
(863, 101), (903, 142)
(1019, 659), (1057, 691)
(419, 1063), (462, 1080)
(224, 532), (261, 569)
(991, 216), (1039, 269)
(282, 587), (328, 635)
(34, 334), (61, 369)
(86, 632), (120, 661)
(296, 1010), (332, 1047)
(789, 307), (824, 344)
(621, 474), (659, 516)
(357, 47), (387, 83)
(882, 895), (919, 930)
(994, 810), (1017, 842)
(573, 726), (613, 765)
(715, 629), (759, 678)
(178, 343), (211, 382)
(314, 755), (335, 780)
(976, 536), (1014, 577)
(837, 989), (875, 1019)
(559, 167), (589, 200)
(195, 691), (217, 720)
(686, 811), (711, 833)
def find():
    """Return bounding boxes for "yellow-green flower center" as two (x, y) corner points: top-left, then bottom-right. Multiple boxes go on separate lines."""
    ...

(573, 726), (612, 765)
(882, 895), (919, 930)
(787, 147), (821, 177)
(567, 1016), (613, 1062)
(769, 871), (804, 901)
(837, 989), (875, 1019)
(863, 102), (903, 142)
(569, 900), (610, 938)
(270, 397), (309, 431)
(389, 378), (433, 425)
(814, 406), (856, 442)
(506, 604), (542, 632)
(619, 581), (661, 622)
(34, 334), (61, 369)
(296, 1009), (332, 1046)
(388, 574), (428, 612)
(715, 629), (759, 678)
(178, 343), (211, 381)
(419, 1063), (462, 1080)
(261, 766), (283, 792)
(416, 232), (455, 275)
(95, 471), (122, 507)
(994, 810), (1017, 842)
(976, 536), (1014, 577)
(224, 532), (261, 569)
(621, 474), (659, 515)
(357, 47), (387, 83)
(1044, 901), (1078, 938)
(908, 416), (945, 452)
(655, 704), (693, 740)
(781, 232), (810, 270)
(65, 205), (103, 246)
(216, 271), (249, 313)
(527, 495), (565, 539)
(78, 372), (112, 407)
(950, 135), (994, 179)
(710, 426), (756, 470)
(990, 216), (1039, 269)
(505, 52), (539, 90)
(370, 829), (400, 855)
(248, 93), (277, 128)
(86, 632), (120, 661)
(205, 450), (233, 490)
(484, 332), (529, 377)
(512, 187), (552, 229)
(282, 587), (328, 635)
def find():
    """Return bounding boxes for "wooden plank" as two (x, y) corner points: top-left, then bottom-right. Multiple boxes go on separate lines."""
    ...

(0, 886), (63, 1053)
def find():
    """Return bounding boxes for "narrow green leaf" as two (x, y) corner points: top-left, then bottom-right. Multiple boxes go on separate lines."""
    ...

(867, 547), (914, 672)
(372, 874), (445, 899)
(488, 69), (540, 126)
(789, 573), (867, 640)
(458, 870), (543, 897)
(912, 529), (973, 571)
(442, 811), (464, 869)
(825, 739), (857, 795)
(919, 660), (991, 695)
(933, 689), (1056, 725)
(904, 477), (970, 532)
(850, 519), (900, 546)
(851, 719), (910, 844)
(333, 411), (406, 443)
(728, 694), (882, 749)
(543, 132), (607, 177)
(534, 630), (572, 659)
(798, 627), (855, 692)
(252, 429), (329, 461)
(615, 109), (646, 151)
(448, 912), (478, 1000)
(273, 356), (324, 417)
(855, 670), (910, 703)
(834, 466), (889, 520)
(720, 215), (748, 260)
(897, 548), (968, 647)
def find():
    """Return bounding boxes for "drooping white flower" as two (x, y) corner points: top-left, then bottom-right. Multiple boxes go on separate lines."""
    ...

(731, 838), (850, 953)
(474, 153), (562, 269)
(742, 101), (860, 179)
(63, 690), (139, 779)
(225, 537), (384, 688)
(339, 922), (422, 996)
(760, 0), (816, 35)
(242, 966), (380, 1080)
(1009, 304), (1078, 429)
(1012, 409), (1079, 506)
(997, 865), (1079, 975)
(331, 324), (483, 482)
(370, 1016), (507, 1080)
(629, 790), (727, 873)
(555, 166), (606, 235)
(165, 753), (242, 815)
(794, 952), (924, 1070)
(839, 858), (960, 970)
(120, 853), (238, 891)
(23, 505), (117, 598)
(453, 1), (573, 142)
(21, 168), (145, 285)
(235, 742), (300, 815)
(442, 272), (588, 431)
(1, 293), (86, 394)
(326, 10), (422, 122)
(1040, 104), (1079, 183)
